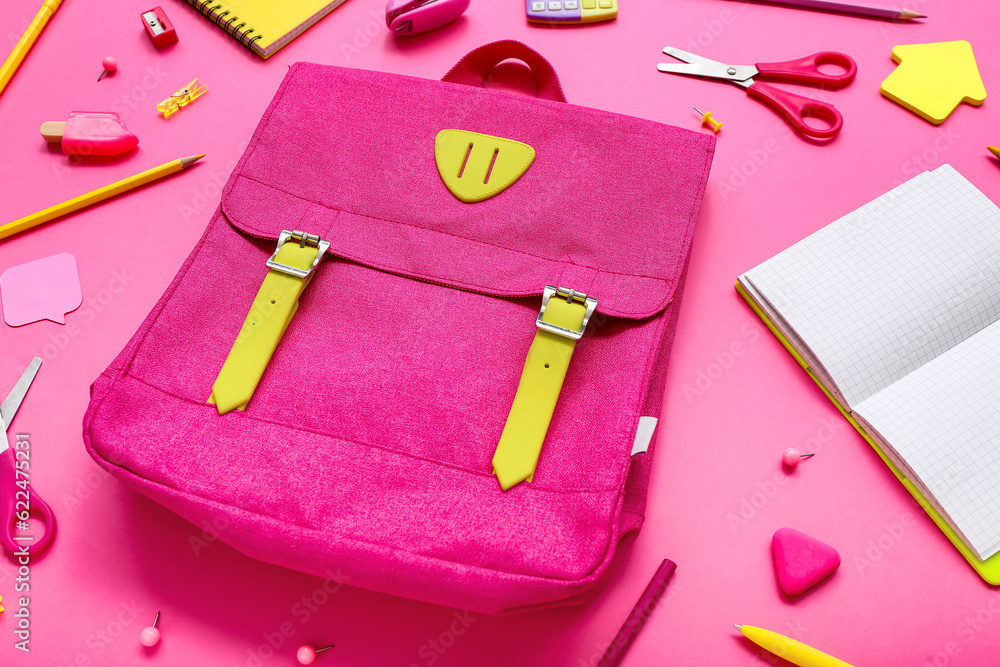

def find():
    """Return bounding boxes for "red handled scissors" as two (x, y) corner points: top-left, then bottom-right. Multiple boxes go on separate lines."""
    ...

(657, 46), (857, 139)
(1, 358), (56, 558)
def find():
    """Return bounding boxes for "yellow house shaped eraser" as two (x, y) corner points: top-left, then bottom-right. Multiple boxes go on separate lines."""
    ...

(880, 40), (987, 124)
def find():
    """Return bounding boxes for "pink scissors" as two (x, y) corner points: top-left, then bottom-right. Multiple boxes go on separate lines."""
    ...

(657, 46), (857, 139)
(1, 358), (56, 558)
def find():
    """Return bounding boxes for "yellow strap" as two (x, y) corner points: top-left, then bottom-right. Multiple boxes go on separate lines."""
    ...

(208, 242), (319, 414)
(492, 297), (588, 491)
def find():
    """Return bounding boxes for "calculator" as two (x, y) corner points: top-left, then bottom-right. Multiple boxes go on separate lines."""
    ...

(526, 0), (617, 24)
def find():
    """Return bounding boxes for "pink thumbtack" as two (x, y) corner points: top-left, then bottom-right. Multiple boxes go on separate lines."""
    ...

(782, 448), (815, 467)
(297, 644), (335, 665)
(98, 56), (118, 81)
(140, 611), (161, 647)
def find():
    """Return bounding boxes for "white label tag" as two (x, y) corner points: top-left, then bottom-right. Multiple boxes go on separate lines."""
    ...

(631, 416), (657, 456)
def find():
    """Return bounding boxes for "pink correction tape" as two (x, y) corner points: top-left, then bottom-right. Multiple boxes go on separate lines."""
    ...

(39, 111), (139, 157)
(386, 0), (470, 35)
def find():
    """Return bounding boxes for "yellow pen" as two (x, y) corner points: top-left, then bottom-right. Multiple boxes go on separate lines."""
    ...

(0, 0), (64, 99)
(736, 625), (855, 667)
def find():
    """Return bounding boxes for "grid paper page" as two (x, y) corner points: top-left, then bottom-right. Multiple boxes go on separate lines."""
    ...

(856, 320), (1000, 561)
(739, 278), (846, 405)
(744, 166), (1000, 408)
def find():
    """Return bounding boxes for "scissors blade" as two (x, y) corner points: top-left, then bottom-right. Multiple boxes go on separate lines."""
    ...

(659, 47), (759, 84)
(0, 357), (41, 430)
(661, 46), (729, 67)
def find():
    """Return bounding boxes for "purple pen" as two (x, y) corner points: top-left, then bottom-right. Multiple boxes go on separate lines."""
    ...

(597, 559), (678, 667)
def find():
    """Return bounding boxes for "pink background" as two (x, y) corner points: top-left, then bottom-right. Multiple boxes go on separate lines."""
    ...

(1, 0), (998, 665)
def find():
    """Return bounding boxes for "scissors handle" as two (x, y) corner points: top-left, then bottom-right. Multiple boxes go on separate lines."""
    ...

(747, 82), (843, 139)
(0, 448), (56, 558)
(755, 52), (857, 89)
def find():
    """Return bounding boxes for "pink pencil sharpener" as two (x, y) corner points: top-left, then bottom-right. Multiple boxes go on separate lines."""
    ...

(142, 7), (178, 48)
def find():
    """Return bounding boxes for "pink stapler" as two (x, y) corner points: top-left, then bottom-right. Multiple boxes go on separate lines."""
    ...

(385, 0), (470, 35)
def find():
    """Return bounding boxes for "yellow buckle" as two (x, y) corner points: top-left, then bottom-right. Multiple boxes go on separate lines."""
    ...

(208, 230), (327, 414)
(492, 285), (596, 491)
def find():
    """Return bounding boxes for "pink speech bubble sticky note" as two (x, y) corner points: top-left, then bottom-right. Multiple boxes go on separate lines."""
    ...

(1, 253), (83, 326)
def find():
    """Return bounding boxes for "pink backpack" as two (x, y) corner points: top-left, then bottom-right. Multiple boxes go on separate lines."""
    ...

(84, 42), (715, 614)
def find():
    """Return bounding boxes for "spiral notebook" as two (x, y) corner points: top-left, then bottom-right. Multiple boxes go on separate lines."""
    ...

(182, 0), (350, 59)
(736, 165), (1000, 584)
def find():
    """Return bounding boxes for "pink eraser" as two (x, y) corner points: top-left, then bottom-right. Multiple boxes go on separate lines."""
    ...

(772, 527), (840, 596)
(40, 112), (139, 157)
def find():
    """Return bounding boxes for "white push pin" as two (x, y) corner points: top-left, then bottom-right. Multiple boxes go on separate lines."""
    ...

(297, 644), (335, 665)
(140, 611), (161, 647)
(782, 448), (815, 467)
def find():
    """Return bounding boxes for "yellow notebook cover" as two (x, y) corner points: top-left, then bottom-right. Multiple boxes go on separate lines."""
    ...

(183, 0), (351, 59)
(735, 280), (1000, 585)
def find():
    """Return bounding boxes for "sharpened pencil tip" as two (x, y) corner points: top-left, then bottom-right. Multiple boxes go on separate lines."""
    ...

(180, 154), (206, 168)
(900, 9), (925, 18)
(734, 624), (743, 630)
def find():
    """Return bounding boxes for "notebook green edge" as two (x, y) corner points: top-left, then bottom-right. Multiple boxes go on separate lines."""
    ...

(736, 165), (1000, 585)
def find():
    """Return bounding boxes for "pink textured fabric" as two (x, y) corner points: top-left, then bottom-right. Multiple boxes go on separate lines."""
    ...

(83, 44), (715, 614)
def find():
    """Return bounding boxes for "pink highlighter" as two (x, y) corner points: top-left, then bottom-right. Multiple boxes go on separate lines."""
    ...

(40, 111), (139, 157)
(386, 0), (470, 35)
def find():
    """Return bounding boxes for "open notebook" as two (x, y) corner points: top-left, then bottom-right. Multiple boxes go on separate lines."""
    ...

(182, 0), (350, 59)
(737, 165), (1000, 582)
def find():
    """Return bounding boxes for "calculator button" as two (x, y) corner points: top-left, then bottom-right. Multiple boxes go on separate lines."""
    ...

(531, 1), (545, 9)
(548, 1), (562, 9)
(564, 0), (578, 7)
(598, 0), (613, 7)
(582, 0), (596, 7)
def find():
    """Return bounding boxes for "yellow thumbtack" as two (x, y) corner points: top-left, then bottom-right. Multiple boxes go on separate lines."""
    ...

(694, 106), (722, 133)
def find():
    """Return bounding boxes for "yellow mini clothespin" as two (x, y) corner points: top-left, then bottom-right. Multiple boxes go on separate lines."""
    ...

(693, 106), (722, 133)
(157, 78), (208, 118)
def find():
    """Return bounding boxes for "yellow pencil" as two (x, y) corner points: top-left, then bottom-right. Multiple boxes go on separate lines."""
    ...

(989, 146), (1000, 161)
(0, 0), (64, 99)
(0, 155), (204, 241)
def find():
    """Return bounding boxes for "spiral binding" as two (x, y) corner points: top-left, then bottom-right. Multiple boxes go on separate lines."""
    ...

(185, 0), (264, 53)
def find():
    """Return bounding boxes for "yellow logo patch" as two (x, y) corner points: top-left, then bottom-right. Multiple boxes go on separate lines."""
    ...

(434, 130), (535, 203)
